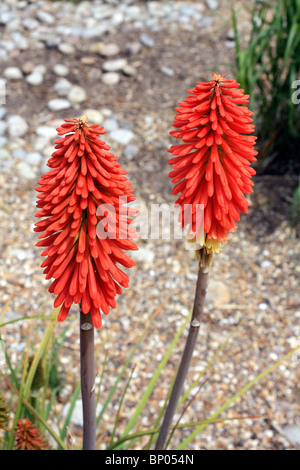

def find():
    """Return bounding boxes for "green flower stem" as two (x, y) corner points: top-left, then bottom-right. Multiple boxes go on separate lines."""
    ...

(155, 263), (209, 450)
(80, 307), (96, 450)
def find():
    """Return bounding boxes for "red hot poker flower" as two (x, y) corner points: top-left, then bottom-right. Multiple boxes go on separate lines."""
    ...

(168, 73), (257, 259)
(35, 116), (138, 328)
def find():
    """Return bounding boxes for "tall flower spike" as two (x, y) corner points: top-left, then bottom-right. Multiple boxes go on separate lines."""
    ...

(14, 418), (51, 450)
(168, 73), (257, 265)
(35, 116), (138, 328)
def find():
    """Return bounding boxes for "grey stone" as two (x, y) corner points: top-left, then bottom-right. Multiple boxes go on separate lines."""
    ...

(103, 117), (119, 132)
(53, 64), (69, 77)
(54, 78), (72, 96)
(47, 99), (71, 111)
(36, 10), (55, 25)
(101, 72), (120, 86)
(123, 144), (139, 160)
(26, 71), (43, 86)
(125, 41), (142, 56)
(16, 161), (36, 180)
(0, 148), (10, 161)
(98, 42), (120, 57)
(24, 152), (42, 165)
(205, 0), (219, 10)
(102, 58), (128, 72)
(160, 65), (174, 77)
(4, 66), (23, 80)
(0, 108), (7, 120)
(7, 115), (28, 138)
(140, 33), (155, 47)
(68, 85), (87, 105)
(282, 424), (300, 445)
(0, 137), (8, 148)
(131, 247), (155, 264)
(9, 247), (35, 260)
(83, 109), (104, 124)
(36, 126), (58, 140)
(109, 129), (135, 145)
(58, 42), (75, 55)
(122, 64), (137, 76)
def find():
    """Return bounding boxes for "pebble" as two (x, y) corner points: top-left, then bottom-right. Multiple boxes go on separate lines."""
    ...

(160, 65), (175, 77)
(36, 10), (55, 25)
(84, 109), (104, 124)
(26, 71), (43, 86)
(7, 115), (28, 138)
(97, 42), (120, 57)
(35, 125), (58, 140)
(47, 98), (71, 111)
(123, 143), (139, 160)
(109, 128), (135, 145)
(140, 33), (155, 47)
(67, 85), (87, 105)
(101, 72), (120, 86)
(205, 0), (219, 10)
(58, 42), (75, 55)
(102, 58), (128, 73)
(4, 66), (23, 80)
(16, 161), (36, 180)
(131, 246), (155, 264)
(54, 78), (72, 96)
(103, 117), (119, 132)
(282, 425), (300, 445)
(53, 64), (69, 77)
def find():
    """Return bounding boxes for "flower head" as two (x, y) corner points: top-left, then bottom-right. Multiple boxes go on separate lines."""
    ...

(168, 73), (257, 262)
(35, 116), (138, 328)
(14, 418), (51, 450)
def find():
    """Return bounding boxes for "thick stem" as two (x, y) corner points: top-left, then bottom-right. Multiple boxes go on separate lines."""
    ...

(80, 307), (96, 450)
(155, 264), (209, 450)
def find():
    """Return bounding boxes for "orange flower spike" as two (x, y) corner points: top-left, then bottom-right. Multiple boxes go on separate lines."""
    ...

(168, 73), (257, 262)
(35, 116), (138, 328)
(14, 418), (51, 450)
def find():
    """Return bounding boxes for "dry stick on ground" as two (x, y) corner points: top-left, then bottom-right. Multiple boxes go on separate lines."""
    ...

(80, 306), (96, 450)
(155, 256), (210, 450)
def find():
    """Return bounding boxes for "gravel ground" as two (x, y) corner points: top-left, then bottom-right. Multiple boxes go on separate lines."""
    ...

(0, 0), (299, 450)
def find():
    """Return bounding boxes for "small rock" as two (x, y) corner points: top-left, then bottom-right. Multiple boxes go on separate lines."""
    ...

(58, 42), (75, 55)
(0, 121), (6, 135)
(125, 41), (142, 56)
(0, 148), (10, 160)
(24, 152), (42, 165)
(47, 99), (71, 112)
(122, 64), (137, 76)
(54, 78), (72, 96)
(206, 280), (231, 305)
(9, 247), (35, 260)
(4, 66), (22, 80)
(160, 65), (174, 77)
(140, 33), (155, 47)
(36, 10), (55, 25)
(131, 246), (155, 264)
(36, 126), (57, 140)
(103, 117), (119, 132)
(16, 161), (36, 180)
(53, 64), (69, 77)
(109, 129), (135, 145)
(123, 144), (139, 160)
(22, 61), (35, 75)
(68, 85), (87, 105)
(102, 58), (128, 72)
(7, 115), (28, 138)
(101, 72), (120, 86)
(26, 71), (43, 86)
(282, 424), (300, 445)
(97, 42), (120, 57)
(205, 0), (219, 10)
(84, 109), (104, 124)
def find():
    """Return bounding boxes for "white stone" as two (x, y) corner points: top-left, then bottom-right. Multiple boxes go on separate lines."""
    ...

(36, 10), (55, 25)
(7, 115), (28, 137)
(68, 85), (87, 104)
(102, 58), (128, 72)
(16, 161), (36, 180)
(26, 71), (43, 86)
(54, 78), (72, 96)
(53, 64), (69, 77)
(4, 66), (23, 80)
(47, 99), (71, 111)
(101, 72), (120, 86)
(36, 126), (57, 140)
(109, 128), (135, 145)
(83, 109), (103, 124)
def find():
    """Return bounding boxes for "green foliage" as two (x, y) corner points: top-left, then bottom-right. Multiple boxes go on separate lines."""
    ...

(232, 0), (300, 170)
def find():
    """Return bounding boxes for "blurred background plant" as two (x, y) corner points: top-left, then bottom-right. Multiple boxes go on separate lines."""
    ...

(232, 0), (300, 228)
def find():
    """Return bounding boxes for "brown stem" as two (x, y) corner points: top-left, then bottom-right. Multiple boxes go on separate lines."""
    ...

(155, 263), (209, 450)
(80, 306), (96, 450)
